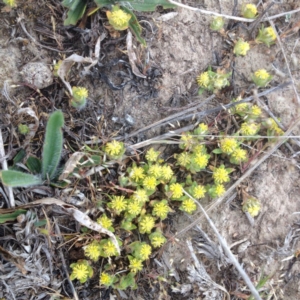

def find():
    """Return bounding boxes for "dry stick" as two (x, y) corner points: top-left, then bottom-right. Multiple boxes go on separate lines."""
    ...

(0, 129), (15, 208)
(183, 190), (262, 300)
(174, 117), (300, 240)
(268, 21), (300, 105)
(167, 0), (300, 22)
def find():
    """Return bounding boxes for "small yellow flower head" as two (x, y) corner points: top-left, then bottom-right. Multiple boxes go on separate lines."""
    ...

(100, 272), (114, 286)
(128, 257), (143, 274)
(170, 183), (183, 199)
(212, 165), (230, 184)
(97, 214), (113, 231)
(139, 244), (152, 261)
(53, 60), (62, 77)
(242, 197), (261, 217)
(180, 133), (194, 148)
(103, 239), (118, 257)
(70, 260), (93, 283)
(192, 185), (206, 199)
(234, 39), (250, 56)
(198, 123), (208, 133)
(193, 153), (209, 169)
(193, 144), (207, 154)
(109, 195), (127, 214)
(149, 232), (166, 248)
(143, 176), (157, 191)
(3, 0), (16, 7)
(105, 140), (125, 158)
(177, 152), (191, 167)
(132, 189), (148, 203)
(215, 184), (225, 197)
(265, 118), (284, 135)
(18, 124), (29, 135)
(250, 105), (262, 117)
(148, 164), (162, 178)
(139, 215), (155, 234)
(106, 6), (132, 31)
(231, 148), (247, 164)
(130, 166), (145, 182)
(242, 4), (257, 19)
(240, 122), (260, 136)
(197, 72), (210, 88)
(161, 165), (173, 181)
(180, 198), (197, 214)
(213, 75), (230, 90)
(210, 17), (224, 31)
(256, 26), (277, 47)
(71, 86), (88, 109)
(127, 200), (142, 216)
(84, 241), (101, 261)
(220, 138), (238, 154)
(252, 69), (273, 87)
(145, 148), (160, 162)
(153, 201), (170, 220)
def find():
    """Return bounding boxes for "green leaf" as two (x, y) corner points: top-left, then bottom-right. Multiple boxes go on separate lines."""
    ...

(122, 6), (146, 46)
(116, 272), (137, 290)
(26, 156), (42, 174)
(124, 0), (175, 12)
(0, 209), (27, 224)
(13, 149), (26, 166)
(62, 0), (87, 25)
(0, 170), (42, 187)
(93, 0), (113, 8)
(42, 111), (64, 180)
(212, 148), (223, 154)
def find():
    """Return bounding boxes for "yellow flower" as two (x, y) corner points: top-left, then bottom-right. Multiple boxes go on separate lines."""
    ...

(153, 201), (170, 220)
(143, 176), (157, 190)
(193, 153), (209, 169)
(84, 241), (101, 261)
(106, 6), (132, 31)
(145, 148), (160, 162)
(105, 140), (124, 157)
(109, 195), (127, 214)
(130, 166), (145, 182)
(240, 122), (259, 135)
(220, 138), (238, 154)
(170, 183), (183, 199)
(235, 102), (250, 113)
(265, 118), (284, 135)
(231, 148), (247, 163)
(255, 69), (269, 80)
(148, 164), (162, 178)
(127, 200), (142, 216)
(181, 199), (197, 214)
(180, 133), (193, 148)
(265, 27), (277, 41)
(192, 185), (206, 199)
(100, 272), (114, 286)
(193, 144), (206, 154)
(129, 257), (143, 273)
(132, 189), (148, 203)
(71, 86), (88, 108)
(177, 152), (191, 167)
(213, 166), (230, 184)
(139, 244), (152, 261)
(250, 105), (262, 117)
(4, 0), (16, 7)
(161, 165), (173, 181)
(210, 17), (224, 31)
(103, 240), (118, 257)
(234, 39), (250, 56)
(198, 123), (208, 132)
(242, 4), (257, 19)
(70, 260), (93, 283)
(242, 197), (261, 217)
(215, 184), (225, 197)
(197, 72), (210, 88)
(139, 215), (155, 234)
(97, 214), (113, 230)
(149, 232), (166, 248)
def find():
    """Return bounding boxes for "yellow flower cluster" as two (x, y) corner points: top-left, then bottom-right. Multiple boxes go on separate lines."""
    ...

(70, 260), (93, 283)
(107, 7), (132, 31)
(256, 26), (277, 47)
(250, 105), (262, 117)
(130, 166), (145, 182)
(212, 166), (230, 184)
(215, 184), (225, 197)
(127, 200), (142, 216)
(231, 148), (247, 163)
(149, 232), (166, 248)
(234, 39), (250, 56)
(145, 148), (160, 162)
(181, 198), (197, 214)
(240, 122), (259, 136)
(139, 215), (155, 234)
(103, 240), (118, 257)
(143, 176), (157, 190)
(220, 138), (238, 154)
(170, 183), (183, 199)
(192, 185), (206, 199)
(153, 201), (170, 220)
(197, 72), (210, 88)
(97, 214), (113, 231)
(129, 257), (143, 273)
(132, 189), (148, 203)
(109, 195), (127, 214)
(100, 272), (114, 286)
(194, 152), (209, 169)
(177, 152), (191, 167)
(139, 244), (152, 260)
(242, 4), (257, 19)
(84, 241), (101, 261)
(105, 140), (124, 157)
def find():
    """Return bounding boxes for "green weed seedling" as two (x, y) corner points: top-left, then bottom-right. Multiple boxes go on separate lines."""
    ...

(0, 111), (64, 187)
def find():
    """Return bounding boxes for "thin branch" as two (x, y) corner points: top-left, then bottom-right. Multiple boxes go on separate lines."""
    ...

(0, 129), (15, 208)
(168, 0), (300, 22)
(183, 189), (262, 300)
